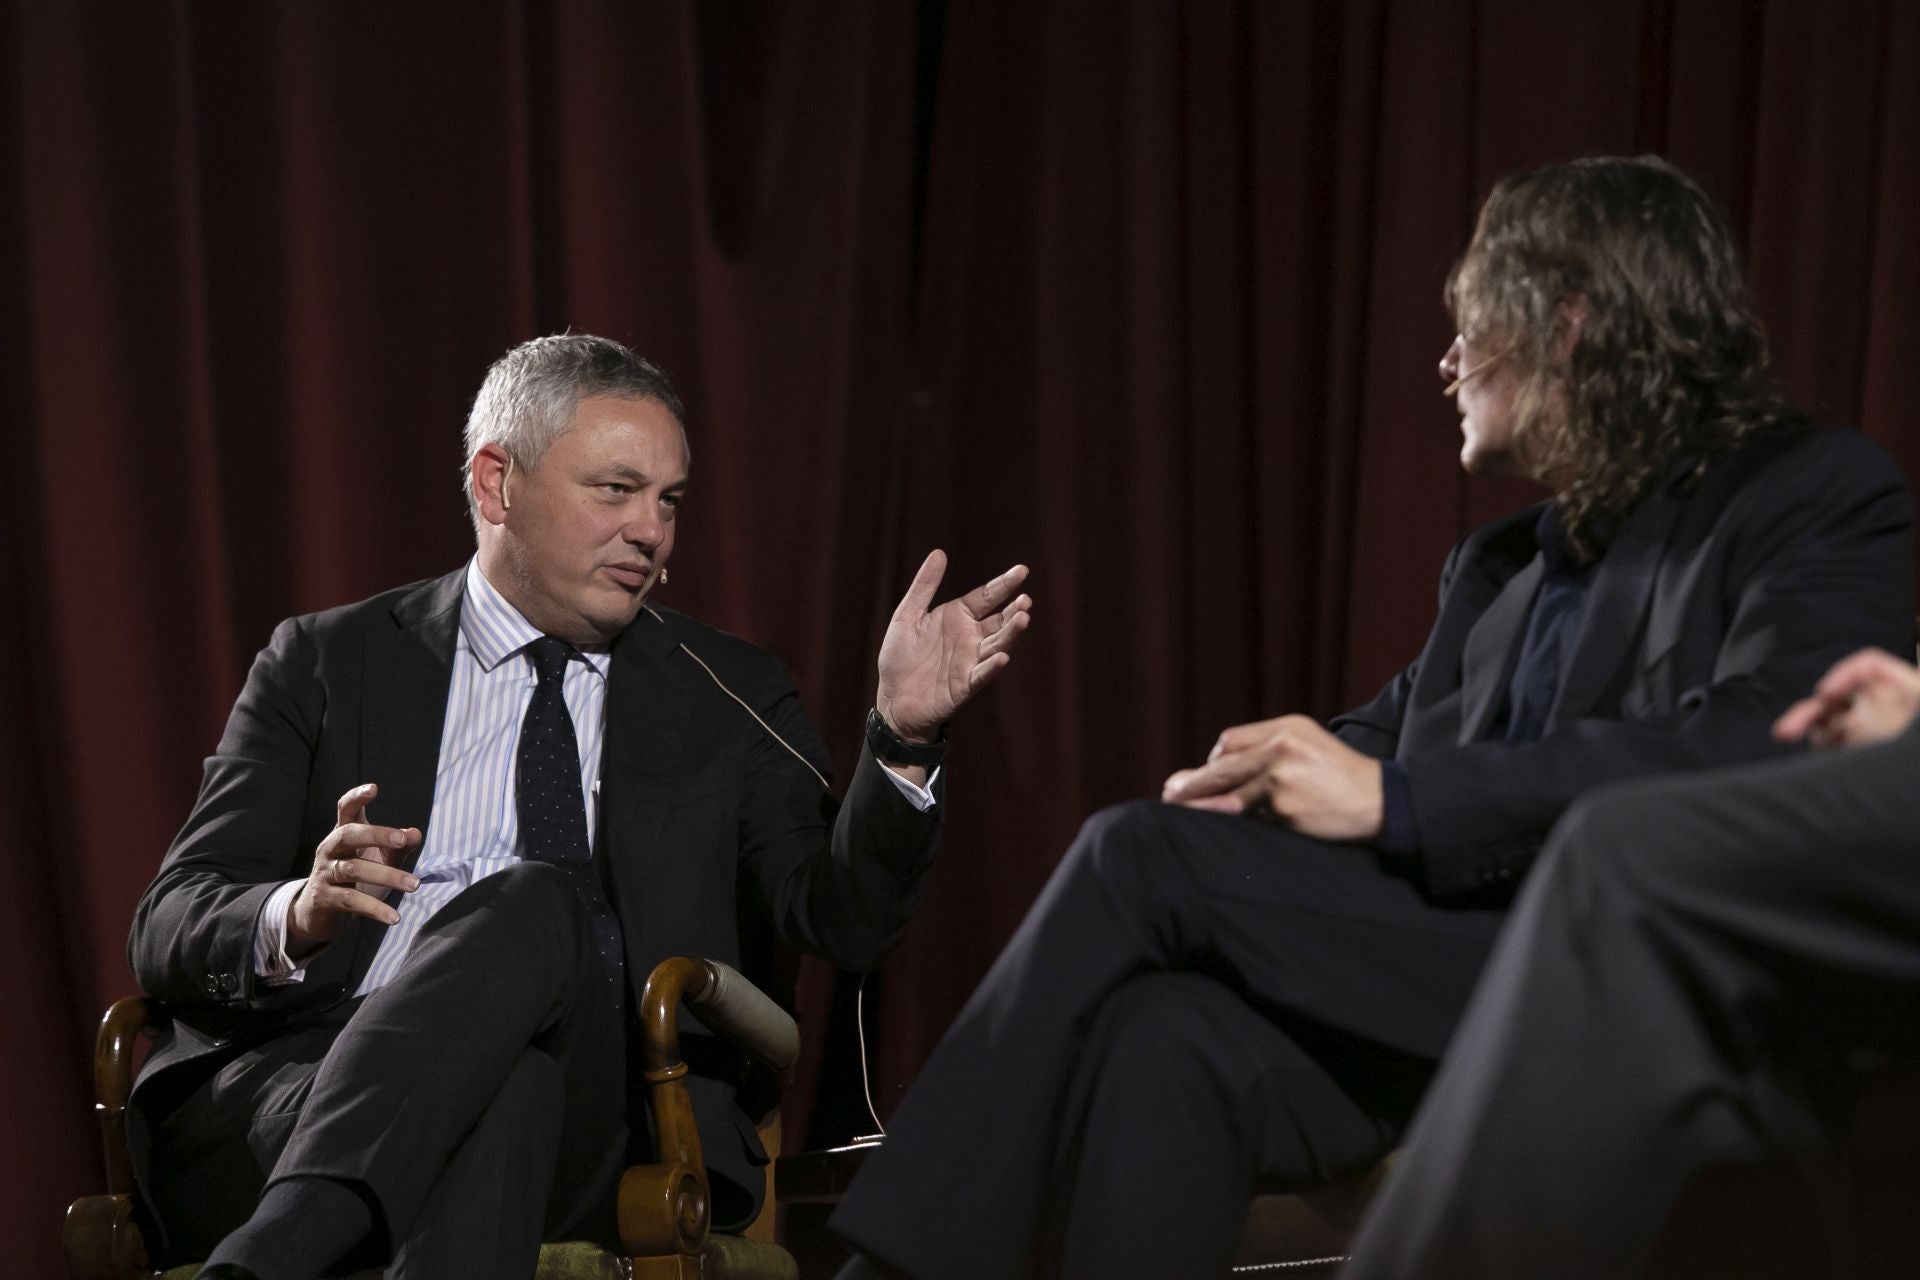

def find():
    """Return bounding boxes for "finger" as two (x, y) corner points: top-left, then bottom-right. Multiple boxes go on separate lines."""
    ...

(988, 593), (1035, 627)
(1208, 718), (1289, 762)
(1170, 792), (1246, 814)
(965, 650), (1012, 694)
(327, 857), (421, 894)
(336, 823), (421, 855)
(1814, 648), (1902, 699)
(317, 822), (421, 864)
(1163, 749), (1268, 800)
(960, 563), (1031, 621)
(315, 883), (404, 927)
(977, 610), (1031, 659)
(893, 549), (949, 620)
(1772, 694), (1840, 742)
(1232, 776), (1274, 814)
(335, 782), (378, 826)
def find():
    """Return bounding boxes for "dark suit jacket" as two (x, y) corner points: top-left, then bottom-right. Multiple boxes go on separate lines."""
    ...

(1331, 426), (1914, 899)
(127, 569), (941, 1224)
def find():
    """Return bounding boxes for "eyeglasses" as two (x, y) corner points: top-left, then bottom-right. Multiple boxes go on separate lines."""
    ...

(1441, 336), (1517, 396)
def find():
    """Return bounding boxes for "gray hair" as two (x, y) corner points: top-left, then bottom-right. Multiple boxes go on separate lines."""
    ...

(461, 333), (686, 509)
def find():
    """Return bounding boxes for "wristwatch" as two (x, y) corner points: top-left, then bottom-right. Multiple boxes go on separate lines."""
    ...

(865, 708), (948, 768)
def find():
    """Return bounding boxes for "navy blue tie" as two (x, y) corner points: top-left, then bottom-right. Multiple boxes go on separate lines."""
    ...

(517, 636), (624, 995)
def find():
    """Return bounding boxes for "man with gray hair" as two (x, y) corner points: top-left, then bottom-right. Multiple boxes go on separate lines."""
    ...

(126, 334), (1034, 1280)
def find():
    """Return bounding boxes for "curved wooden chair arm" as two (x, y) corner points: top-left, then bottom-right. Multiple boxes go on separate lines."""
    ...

(624, 957), (800, 1278)
(96, 997), (166, 1197)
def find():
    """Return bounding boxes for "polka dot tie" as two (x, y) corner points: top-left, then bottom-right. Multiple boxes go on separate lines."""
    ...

(517, 636), (624, 996)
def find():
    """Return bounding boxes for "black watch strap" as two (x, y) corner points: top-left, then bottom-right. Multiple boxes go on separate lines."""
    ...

(866, 708), (948, 768)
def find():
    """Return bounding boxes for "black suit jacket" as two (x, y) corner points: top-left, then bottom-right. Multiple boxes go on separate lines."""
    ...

(127, 569), (941, 1218)
(1332, 426), (1914, 898)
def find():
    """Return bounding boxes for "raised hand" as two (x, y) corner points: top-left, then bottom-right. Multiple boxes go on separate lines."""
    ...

(1773, 647), (1920, 750)
(875, 550), (1033, 742)
(288, 782), (423, 955)
(1161, 714), (1384, 842)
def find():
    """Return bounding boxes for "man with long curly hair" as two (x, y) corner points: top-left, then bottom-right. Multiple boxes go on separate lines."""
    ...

(827, 155), (1914, 1280)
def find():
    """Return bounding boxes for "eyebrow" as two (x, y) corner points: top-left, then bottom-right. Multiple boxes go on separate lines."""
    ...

(599, 464), (689, 488)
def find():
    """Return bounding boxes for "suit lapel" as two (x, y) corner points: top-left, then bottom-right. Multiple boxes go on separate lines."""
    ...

(1548, 487), (1684, 730)
(1458, 554), (1545, 744)
(365, 570), (464, 831)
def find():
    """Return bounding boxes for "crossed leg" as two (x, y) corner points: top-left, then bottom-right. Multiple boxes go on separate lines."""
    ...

(832, 799), (1508, 1280)
(151, 861), (627, 1279)
(1344, 727), (1920, 1279)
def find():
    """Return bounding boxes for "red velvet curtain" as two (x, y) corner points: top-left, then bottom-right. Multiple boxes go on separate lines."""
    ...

(7, 2), (1917, 1269)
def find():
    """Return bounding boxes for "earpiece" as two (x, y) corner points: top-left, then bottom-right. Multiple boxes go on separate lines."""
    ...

(500, 454), (515, 510)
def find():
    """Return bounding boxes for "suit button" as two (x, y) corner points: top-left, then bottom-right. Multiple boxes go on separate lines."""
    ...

(201, 975), (221, 997)
(218, 972), (240, 994)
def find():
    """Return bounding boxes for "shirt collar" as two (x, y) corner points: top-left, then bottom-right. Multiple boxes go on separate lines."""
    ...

(1534, 504), (1588, 578)
(460, 559), (613, 679)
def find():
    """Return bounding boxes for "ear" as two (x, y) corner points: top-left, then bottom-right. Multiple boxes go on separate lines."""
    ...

(471, 443), (513, 525)
(1554, 294), (1589, 364)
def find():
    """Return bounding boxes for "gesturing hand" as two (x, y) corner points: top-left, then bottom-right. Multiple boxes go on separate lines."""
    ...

(1773, 648), (1920, 750)
(288, 783), (423, 956)
(875, 550), (1033, 742)
(1161, 714), (1384, 842)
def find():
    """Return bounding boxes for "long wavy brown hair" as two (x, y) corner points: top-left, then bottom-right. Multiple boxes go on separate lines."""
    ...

(1446, 156), (1806, 562)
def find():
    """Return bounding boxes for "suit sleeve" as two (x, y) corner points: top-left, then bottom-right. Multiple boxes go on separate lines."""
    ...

(1406, 436), (1914, 898)
(127, 616), (326, 1011)
(734, 666), (942, 972)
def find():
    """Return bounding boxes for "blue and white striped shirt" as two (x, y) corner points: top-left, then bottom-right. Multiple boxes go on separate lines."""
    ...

(255, 558), (611, 992)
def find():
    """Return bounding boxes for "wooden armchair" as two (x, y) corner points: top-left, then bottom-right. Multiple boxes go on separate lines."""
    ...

(65, 957), (802, 1280)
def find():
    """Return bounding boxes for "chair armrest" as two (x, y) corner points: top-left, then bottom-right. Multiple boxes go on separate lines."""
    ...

(96, 996), (165, 1198)
(640, 957), (799, 1082)
(623, 957), (799, 1263)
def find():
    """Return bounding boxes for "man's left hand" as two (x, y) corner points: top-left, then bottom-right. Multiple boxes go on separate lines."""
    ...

(1161, 714), (1384, 841)
(875, 550), (1032, 742)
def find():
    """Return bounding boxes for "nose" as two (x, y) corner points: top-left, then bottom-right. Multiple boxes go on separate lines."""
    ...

(624, 504), (664, 551)
(1439, 334), (1463, 385)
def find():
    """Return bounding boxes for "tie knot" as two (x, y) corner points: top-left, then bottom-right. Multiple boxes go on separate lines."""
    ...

(526, 636), (575, 685)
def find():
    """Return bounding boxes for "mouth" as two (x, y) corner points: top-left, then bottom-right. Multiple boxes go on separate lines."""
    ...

(604, 563), (653, 591)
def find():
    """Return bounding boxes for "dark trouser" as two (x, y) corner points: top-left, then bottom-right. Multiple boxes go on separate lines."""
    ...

(830, 800), (1508, 1280)
(147, 862), (628, 1277)
(1342, 726), (1920, 1280)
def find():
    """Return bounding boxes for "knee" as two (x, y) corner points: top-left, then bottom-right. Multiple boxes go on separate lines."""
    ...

(1065, 800), (1174, 888)
(1087, 973), (1238, 1089)
(491, 860), (582, 914)
(1540, 779), (1705, 912)
(444, 861), (588, 946)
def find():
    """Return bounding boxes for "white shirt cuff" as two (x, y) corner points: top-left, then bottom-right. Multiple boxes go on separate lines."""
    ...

(877, 759), (941, 812)
(254, 879), (310, 985)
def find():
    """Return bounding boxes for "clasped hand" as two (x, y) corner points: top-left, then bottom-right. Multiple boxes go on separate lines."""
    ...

(1161, 714), (1384, 842)
(875, 550), (1033, 743)
(287, 782), (423, 956)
